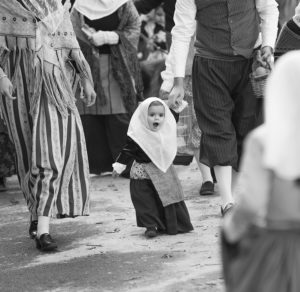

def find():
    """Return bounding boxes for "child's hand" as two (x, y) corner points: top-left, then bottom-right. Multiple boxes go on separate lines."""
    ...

(112, 162), (127, 177)
(112, 170), (119, 178)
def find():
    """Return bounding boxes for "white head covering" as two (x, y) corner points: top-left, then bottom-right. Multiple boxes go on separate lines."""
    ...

(22, 0), (65, 33)
(73, 0), (128, 20)
(263, 51), (300, 180)
(293, 2), (300, 27)
(128, 97), (177, 173)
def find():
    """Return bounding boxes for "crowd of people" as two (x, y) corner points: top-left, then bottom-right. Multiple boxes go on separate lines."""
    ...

(1, 0), (300, 290)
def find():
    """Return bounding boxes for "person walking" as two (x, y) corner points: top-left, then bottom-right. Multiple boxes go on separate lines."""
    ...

(165, 0), (279, 215)
(0, 0), (96, 251)
(71, 0), (143, 176)
(113, 97), (193, 237)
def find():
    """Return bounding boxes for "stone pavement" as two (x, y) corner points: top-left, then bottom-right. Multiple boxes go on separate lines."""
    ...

(0, 160), (225, 292)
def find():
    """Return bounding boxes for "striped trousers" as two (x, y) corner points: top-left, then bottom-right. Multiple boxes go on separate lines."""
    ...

(0, 54), (90, 218)
(192, 56), (257, 170)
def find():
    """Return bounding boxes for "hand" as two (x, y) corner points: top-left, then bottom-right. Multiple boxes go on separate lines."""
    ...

(81, 78), (96, 107)
(112, 170), (119, 178)
(158, 89), (170, 100)
(112, 162), (127, 176)
(0, 77), (15, 100)
(223, 206), (255, 243)
(260, 46), (274, 70)
(90, 30), (107, 47)
(167, 77), (184, 108)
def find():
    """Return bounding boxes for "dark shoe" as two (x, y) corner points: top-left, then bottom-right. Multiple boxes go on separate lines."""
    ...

(0, 177), (7, 192)
(199, 181), (214, 196)
(145, 228), (157, 238)
(221, 202), (235, 217)
(29, 219), (38, 239)
(36, 233), (58, 251)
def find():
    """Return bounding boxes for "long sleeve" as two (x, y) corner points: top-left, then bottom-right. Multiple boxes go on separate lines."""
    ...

(161, 35), (195, 92)
(169, 0), (196, 78)
(134, 0), (163, 14)
(256, 0), (279, 49)
(116, 137), (140, 165)
(120, 1), (142, 49)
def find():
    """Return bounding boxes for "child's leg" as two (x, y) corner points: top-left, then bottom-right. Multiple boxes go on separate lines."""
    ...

(129, 179), (165, 233)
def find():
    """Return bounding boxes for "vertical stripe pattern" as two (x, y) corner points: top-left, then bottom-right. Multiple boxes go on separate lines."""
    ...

(192, 56), (257, 170)
(0, 47), (90, 218)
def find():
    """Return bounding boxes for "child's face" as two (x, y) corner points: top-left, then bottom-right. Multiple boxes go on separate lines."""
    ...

(147, 104), (165, 131)
(155, 7), (165, 27)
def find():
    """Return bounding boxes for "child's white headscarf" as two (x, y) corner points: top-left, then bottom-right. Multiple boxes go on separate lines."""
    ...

(73, 0), (128, 20)
(263, 51), (300, 180)
(127, 97), (177, 173)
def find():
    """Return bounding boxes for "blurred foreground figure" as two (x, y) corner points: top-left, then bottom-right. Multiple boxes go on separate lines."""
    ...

(222, 51), (300, 292)
(71, 0), (143, 176)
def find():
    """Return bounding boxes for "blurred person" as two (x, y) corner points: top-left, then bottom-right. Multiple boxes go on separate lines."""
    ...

(134, 0), (176, 49)
(275, 2), (300, 59)
(222, 50), (300, 292)
(71, 0), (143, 176)
(276, 0), (299, 29)
(138, 6), (167, 61)
(0, 0), (96, 251)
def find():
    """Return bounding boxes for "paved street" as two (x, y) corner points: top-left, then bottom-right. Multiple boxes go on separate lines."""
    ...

(0, 160), (224, 292)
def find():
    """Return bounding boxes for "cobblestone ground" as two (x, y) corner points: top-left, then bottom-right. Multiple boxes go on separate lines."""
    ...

(0, 160), (225, 292)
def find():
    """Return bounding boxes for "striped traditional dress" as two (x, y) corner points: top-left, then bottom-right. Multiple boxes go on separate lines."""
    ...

(0, 0), (92, 217)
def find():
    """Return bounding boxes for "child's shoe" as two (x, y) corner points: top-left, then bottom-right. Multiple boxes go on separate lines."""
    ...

(145, 227), (157, 238)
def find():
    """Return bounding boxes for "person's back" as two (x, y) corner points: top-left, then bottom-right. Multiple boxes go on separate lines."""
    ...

(222, 51), (300, 292)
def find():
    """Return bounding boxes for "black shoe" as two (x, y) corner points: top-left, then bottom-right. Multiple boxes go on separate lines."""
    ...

(0, 177), (7, 192)
(221, 202), (235, 217)
(29, 219), (38, 239)
(36, 233), (58, 251)
(199, 181), (214, 196)
(145, 228), (157, 238)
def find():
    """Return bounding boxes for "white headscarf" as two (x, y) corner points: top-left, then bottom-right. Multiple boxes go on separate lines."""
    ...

(127, 97), (177, 173)
(263, 51), (300, 180)
(293, 2), (300, 27)
(22, 0), (65, 33)
(73, 0), (128, 20)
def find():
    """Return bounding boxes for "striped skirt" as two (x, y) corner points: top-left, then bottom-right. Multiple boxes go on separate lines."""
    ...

(0, 48), (90, 218)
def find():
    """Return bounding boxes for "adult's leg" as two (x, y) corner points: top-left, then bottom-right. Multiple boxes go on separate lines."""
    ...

(192, 57), (239, 209)
(80, 114), (113, 174)
(232, 58), (257, 167)
(106, 113), (130, 160)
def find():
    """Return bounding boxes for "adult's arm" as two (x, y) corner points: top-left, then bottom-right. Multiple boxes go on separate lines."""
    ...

(164, 0), (196, 106)
(256, 0), (279, 49)
(134, 0), (163, 14)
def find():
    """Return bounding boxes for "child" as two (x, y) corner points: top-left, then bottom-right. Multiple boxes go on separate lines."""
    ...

(113, 97), (193, 238)
(222, 51), (300, 291)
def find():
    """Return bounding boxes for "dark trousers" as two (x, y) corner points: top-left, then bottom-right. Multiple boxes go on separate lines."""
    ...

(192, 56), (257, 170)
(81, 114), (130, 174)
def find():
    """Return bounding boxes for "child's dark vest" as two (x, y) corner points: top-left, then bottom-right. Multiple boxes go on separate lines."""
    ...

(194, 0), (260, 59)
